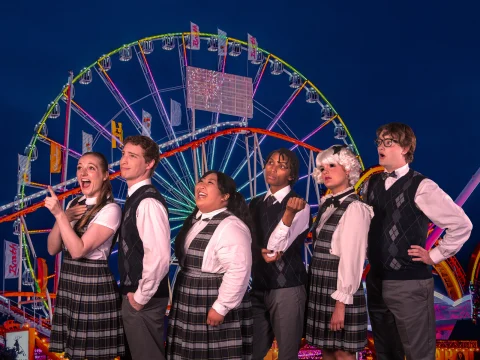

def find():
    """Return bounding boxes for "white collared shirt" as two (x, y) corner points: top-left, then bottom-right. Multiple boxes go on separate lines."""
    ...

(127, 179), (171, 305)
(264, 185), (311, 252)
(66, 196), (121, 260)
(381, 164), (473, 264)
(183, 208), (252, 317)
(316, 187), (373, 304)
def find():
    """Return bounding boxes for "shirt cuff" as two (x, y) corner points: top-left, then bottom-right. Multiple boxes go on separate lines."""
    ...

(133, 291), (152, 306)
(212, 301), (230, 317)
(428, 247), (445, 265)
(331, 290), (353, 305)
(267, 221), (289, 251)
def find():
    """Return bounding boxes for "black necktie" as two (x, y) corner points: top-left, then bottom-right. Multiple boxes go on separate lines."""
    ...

(77, 198), (94, 210)
(322, 188), (356, 209)
(266, 195), (276, 207)
(381, 171), (398, 180)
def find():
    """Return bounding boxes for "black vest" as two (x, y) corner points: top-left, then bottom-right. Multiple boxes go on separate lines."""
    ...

(250, 190), (309, 290)
(118, 184), (170, 298)
(366, 169), (431, 280)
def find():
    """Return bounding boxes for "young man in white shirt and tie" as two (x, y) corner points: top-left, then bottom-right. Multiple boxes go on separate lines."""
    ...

(118, 135), (171, 360)
(364, 123), (472, 360)
(249, 148), (310, 360)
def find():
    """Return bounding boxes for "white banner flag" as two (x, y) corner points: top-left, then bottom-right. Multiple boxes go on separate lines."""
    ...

(4, 240), (20, 279)
(248, 34), (258, 61)
(18, 154), (31, 184)
(170, 99), (182, 126)
(190, 22), (200, 50)
(82, 131), (93, 154)
(218, 28), (227, 56)
(142, 109), (152, 136)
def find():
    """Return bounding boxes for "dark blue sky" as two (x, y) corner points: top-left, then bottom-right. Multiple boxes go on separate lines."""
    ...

(0, 1), (478, 283)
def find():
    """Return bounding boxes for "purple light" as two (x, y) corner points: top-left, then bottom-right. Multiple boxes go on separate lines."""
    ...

(426, 167), (479, 250)
(102, 71), (143, 131)
(267, 94), (297, 131)
(74, 102), (122, 146)
(140, 47), (172, 127)
(290, 124), (325, 151)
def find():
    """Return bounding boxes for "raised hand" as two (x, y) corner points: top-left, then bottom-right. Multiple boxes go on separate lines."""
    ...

(282, 197), (307, 227)
(285, 197), (306, 215)
(44, 186), (63, 218)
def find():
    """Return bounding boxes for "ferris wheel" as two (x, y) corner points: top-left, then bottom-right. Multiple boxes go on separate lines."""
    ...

(1, 27), (371, 319)
(0, 26), (478, 346)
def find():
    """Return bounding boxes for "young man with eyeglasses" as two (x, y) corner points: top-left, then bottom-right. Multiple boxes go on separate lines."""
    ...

(362, 123), (472, 360)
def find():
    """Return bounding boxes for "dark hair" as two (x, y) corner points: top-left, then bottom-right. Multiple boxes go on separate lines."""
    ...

(376, 122), (416, 163)
(124, 135), (160, 176)
(264, 148), (299, 185)
(75, 152), (113, 230)
(174, 171), (253, 265)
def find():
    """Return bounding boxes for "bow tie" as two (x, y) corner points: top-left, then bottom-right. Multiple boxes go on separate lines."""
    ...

(192, 216), (210, 225)
(322, 188), (356, 209)
(78, 199), (94, 209)
(381, 171), (397, 180)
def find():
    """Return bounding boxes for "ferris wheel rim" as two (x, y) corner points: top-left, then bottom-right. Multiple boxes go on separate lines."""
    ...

(26, 31), (363, 179)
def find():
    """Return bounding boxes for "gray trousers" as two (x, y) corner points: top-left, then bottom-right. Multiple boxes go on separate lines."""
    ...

(250, 285), (307, 360)
(366, 272), (436, 360)
(122, 295), (168, 360)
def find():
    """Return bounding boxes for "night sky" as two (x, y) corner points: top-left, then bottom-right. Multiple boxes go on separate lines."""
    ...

(0, 0), (478, 335)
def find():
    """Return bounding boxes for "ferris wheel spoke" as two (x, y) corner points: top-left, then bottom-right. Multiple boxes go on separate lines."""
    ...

(95, 65), (146, 134)
(290, 116), (336, 151)
(177, 37), (192, 136)
(151, 172), (195, 208)
(135, 44), (195, 189)
(67, 99), (122, 145)
(230, 104), (278, 180)
(253, 54), (271, 97)
(95, 62), (195, 198)
(231, 84), (306, 181)
(217, 60), (266, 174)
(207, 50), (229, 170)
(37, 134), (82, 160)
(260, 82), (307, 144)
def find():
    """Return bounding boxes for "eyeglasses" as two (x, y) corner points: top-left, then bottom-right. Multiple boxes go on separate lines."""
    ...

(374, 138), (399, 147)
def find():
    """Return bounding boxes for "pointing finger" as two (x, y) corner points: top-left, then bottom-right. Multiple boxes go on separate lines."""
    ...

(47, 186), (56, 198)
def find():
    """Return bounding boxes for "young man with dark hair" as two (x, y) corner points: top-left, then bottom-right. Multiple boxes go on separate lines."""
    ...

(364, 123), (472, 360)
(249, 148), (310, 360)
(118, 135), (170, 360)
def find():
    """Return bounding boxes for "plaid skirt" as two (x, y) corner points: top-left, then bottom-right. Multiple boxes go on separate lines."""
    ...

(305, 251), (367, 353)
(167, 270), (253, 360)
(49, 255), (125, 360)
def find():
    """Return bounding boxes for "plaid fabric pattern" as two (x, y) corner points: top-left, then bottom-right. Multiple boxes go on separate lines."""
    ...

(49, 253), (124, 359)
(167, 210), (253, 359)
(305, 194), (367, 353)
